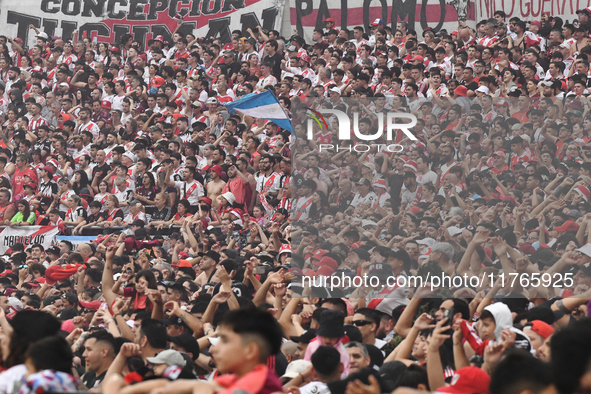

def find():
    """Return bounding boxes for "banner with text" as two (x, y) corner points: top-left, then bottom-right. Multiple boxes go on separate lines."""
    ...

(0, 226), (59, 254)
(0, 0), (285, 50)
(290, 0), (476, 42)
(477, 0), (585, 23)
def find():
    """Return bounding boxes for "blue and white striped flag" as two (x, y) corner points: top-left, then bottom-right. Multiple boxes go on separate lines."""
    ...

(224, 90), (293, 133)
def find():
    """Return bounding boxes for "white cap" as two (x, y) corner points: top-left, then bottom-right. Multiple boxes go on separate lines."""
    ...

(122, 151), (137, 163)
(281, 360), (312, 380)
(576, 243), (591, 257)
(36, 32), (49, 40)
(417, 237), (437, 247)
(329, 86), (341, 94)
(446, 226), (463, 237)
(221, 191), (236, 205)
(476, 86), (489, 94)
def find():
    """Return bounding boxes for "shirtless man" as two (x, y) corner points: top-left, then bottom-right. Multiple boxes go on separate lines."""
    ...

(206, 165), (226, 210)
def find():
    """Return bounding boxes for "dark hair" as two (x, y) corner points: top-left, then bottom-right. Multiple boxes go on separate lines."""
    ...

(219, 306), (283, 361)
(5, 310), (61, 368)
(134, 314), (165, 348)
(85, 329), (117, 355)
(551, 319), (591, 394)
(16, 199), (31, 222)
(491, 350), (553, 394)
(25, 335), (73, 373)
(311, 346), (341, 377)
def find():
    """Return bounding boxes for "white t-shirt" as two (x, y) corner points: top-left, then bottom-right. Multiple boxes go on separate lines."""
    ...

(300, 381), (330, 394)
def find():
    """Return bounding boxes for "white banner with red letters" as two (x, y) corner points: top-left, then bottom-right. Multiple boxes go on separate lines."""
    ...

(0, 225), (59, 254)
(1, 0), (286, 50)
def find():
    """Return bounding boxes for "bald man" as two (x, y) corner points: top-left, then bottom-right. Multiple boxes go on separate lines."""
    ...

(92, 150), (111, 183)
(77, 243), (93, 262)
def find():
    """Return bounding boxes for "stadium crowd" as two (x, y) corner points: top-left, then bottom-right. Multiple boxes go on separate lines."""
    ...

(0, 6), (588, 394)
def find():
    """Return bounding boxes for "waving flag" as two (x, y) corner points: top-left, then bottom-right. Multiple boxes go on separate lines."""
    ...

(224, 90), (293, 133)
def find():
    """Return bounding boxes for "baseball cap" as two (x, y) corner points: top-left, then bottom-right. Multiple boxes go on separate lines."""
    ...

(555, 220), (579, 232)
(167, 333), (200, 358)
(146, 349), (186, 367)
(438, 366), (491, 394)
(370, 18), (384, 26)
(492, 151), (506, 158)
(290, 329), (317, 343)
(281, 360), (312, 380)
(351, 248), (371, 261)
(525, 320), (554, 339)
(206, 97), (218, 104)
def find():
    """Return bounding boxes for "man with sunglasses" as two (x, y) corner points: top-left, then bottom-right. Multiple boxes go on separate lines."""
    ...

(351, 308), (387, 350)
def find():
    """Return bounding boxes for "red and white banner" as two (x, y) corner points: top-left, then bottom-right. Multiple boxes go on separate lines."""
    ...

(291, 0), (579, 42)
(0, 226), (60, 254)
(291, 0), (476, 42)
(3, 0), (286, 50)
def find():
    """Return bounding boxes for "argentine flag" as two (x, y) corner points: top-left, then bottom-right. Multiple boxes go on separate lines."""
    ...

(224, 90), (293, 133)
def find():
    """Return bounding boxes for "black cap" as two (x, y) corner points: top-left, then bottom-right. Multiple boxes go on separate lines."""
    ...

(290, 329), (317, 344)
(351, 248), (371, 261)
(302, 225), (319, 236)
(317, 309), (345, 338)
(167, 333), (200, 359)
(388, 247), (411, 270)
(511, 136), (524, 144)
(199, 250), (220, 263)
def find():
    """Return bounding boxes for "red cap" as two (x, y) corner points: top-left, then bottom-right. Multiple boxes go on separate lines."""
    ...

(575, 185), (591, 202)
(313, 256), (338, 271)
(210, 165), (223, 177)
(409, 206), (422, 214)
(154, 35), (164, 42)
(24, 182), (36, 189)
(528, 320), (554, 339)
(298, 52), (310, 63)
(109, 46), (120, 53)
(151, 76), (165, 87)
(324, 18), (335, 23)
(555, 220), (579, 232)
(79, 300), (102, 310)
(310, 249), (328, 261)
(172, 260), (192, 268)
(199, 196), (213, 205)
(492, 151), (506, 158)
(101, 100), (112, 109)
(438, 367), (490, 394)
(530, 20), (542, 29)
(316, 265), (336, 276)
(454, 85), (468, 97)
(411, 55), (424, 62)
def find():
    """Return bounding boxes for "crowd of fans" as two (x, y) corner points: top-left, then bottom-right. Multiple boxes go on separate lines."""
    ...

(0, 6), (588, 394)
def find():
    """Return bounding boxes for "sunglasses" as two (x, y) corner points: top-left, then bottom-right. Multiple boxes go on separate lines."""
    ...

(352, 320), (373, 327)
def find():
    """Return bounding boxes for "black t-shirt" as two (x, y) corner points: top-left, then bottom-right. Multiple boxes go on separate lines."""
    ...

(82, 370), (106, 389)
(464, 81), (479, 93)
(263, 52), (283, 80)
(92, 163), (111, 182)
